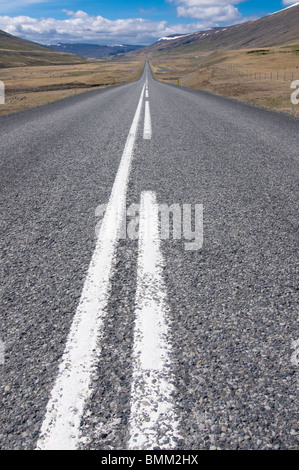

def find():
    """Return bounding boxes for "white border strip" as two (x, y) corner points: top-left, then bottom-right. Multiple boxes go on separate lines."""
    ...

(128, 191), (180, 450)
(36, 83), (145, 450)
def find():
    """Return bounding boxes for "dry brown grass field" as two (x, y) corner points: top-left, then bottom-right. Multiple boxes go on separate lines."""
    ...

(0, 56), (145, 116)
(150, 45), (299, 116)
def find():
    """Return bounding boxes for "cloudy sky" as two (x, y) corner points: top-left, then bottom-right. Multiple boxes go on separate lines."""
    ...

(0, 0), (298, 45)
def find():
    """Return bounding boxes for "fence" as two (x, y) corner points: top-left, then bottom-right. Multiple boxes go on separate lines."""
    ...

(214, 64), (298, 82)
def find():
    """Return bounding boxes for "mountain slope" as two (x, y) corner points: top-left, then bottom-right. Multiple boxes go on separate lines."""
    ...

(0, 30), (87, 68)
(48, 43), (144, 59)
(146, 3), (299, 54)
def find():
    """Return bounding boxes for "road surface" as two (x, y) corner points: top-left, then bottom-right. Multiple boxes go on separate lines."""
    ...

(0, 61), (298, 450)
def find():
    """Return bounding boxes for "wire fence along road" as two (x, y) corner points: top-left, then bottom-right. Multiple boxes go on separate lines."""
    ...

(214, 64), (299, 82)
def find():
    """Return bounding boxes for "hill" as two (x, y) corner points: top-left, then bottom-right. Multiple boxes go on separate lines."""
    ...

(0, 30), (87, 68)
(147, 4), (299, 117)
(47, 43), (144, 59)
(146, 3), (299, 54)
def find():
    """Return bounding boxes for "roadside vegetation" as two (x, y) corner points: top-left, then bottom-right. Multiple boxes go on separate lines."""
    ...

(149, 45), (299, 116)
(0, 55), (145, 116)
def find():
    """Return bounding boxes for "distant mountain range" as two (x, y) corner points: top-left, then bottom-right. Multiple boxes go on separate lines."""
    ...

(0, 30), (144, 68)
(47, 43), (145, 59)
(144, 3), (299, 54)
(1, 3), (299, 69)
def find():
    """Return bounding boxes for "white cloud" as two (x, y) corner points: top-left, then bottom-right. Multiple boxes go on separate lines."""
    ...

(177, 5), (242, 22)
(282, 1), (299, 5)
(171, 0), (242, 5)
(0, 10), (231, 45)
(169, 0), (244, 23)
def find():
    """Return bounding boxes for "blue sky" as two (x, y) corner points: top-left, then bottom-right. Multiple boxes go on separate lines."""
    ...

(0, 1), (298, 45)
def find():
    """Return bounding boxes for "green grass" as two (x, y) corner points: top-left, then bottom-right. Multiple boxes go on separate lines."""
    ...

(281, 44), (299, 49)
(246, 49), (271, 55)
(0, 51), (88, 68)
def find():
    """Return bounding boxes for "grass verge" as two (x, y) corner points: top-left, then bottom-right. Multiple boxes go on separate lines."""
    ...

(0, 55), (145, 116)
(149, 46), (299, 117)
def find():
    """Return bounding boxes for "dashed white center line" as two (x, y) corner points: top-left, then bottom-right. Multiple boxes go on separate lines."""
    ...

(143, 100), (152, 140)
(36, 83), (145, 450)
(128, 191), (180, 450)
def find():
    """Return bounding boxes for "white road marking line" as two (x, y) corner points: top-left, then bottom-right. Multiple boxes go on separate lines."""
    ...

(36, 83), (146, 451)
(143, 101), (152, 140)
(145, 89), (149, 98)
(128, 191), (181, 450)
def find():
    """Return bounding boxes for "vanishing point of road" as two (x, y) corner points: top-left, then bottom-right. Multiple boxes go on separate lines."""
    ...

(0, 61), (298, 450)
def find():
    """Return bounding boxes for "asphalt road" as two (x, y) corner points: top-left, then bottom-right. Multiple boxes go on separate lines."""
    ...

(0, 61), (298, 450)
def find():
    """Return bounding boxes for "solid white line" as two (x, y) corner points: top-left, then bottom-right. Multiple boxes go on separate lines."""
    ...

(143, 101), (152, 140)
(36, 83), (145, 451)
(128, 191), (181, 450)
